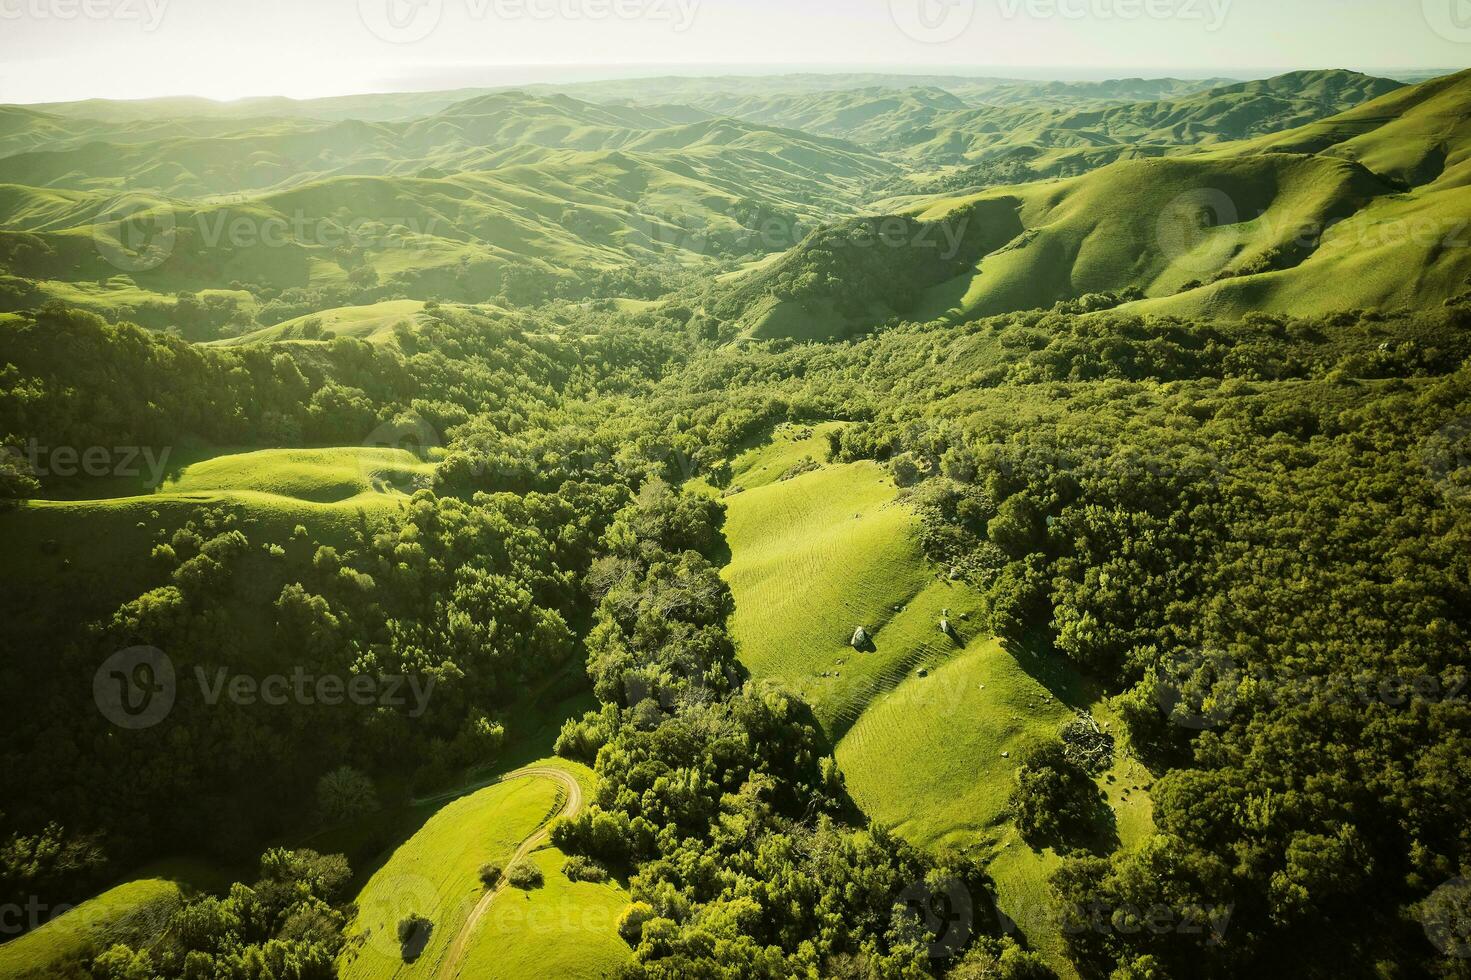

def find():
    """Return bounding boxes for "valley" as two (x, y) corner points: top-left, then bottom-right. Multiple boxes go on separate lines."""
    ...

(2, 54), (1469, 980)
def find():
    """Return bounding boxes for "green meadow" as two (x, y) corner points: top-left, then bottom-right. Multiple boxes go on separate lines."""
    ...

(338, 760), (617, 980)
(0, 877), (188, 979)
(3, 59), (1469, 980)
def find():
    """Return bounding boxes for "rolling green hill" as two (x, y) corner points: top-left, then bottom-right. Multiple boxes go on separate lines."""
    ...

(0, 93), (894, 314)
(208, 299), (429, 345)
(713, 426), (1161, 975)
(0, 877), (186, 979)
(872, 70), (1403, 170)
(715, 425), (978, 735)
(699, 69), (1471, 333)
(338, 760), (627, 980)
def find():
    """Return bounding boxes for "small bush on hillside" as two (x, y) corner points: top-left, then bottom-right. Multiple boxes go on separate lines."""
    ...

(478, 862), (503, 887)
(562, 855), (609, 883)
(619, 902), (656, 944)
(397, 913), (432, 963)
(507, 861), (543, 889)
(1010, 740), (1106, 850)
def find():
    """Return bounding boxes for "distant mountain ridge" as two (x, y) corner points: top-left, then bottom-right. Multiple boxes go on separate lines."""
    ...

(698, 69), (1471, 337)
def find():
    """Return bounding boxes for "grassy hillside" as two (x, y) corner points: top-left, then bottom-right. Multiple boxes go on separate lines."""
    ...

(718, 426), (976, 735)
(717, 427), (1161, 975)
(209, 300), (431, 345)
(0, 94), (717, 197)
(705, 198), (1021, 340)
(338, 760), (627, 980)
(1235, 67), (1471, 187)
(0, 878), (186, 979)
(835, 636), (1078, 849)
(339, 776), (564, 979)
(700, 72), (1471, 332)
(454, 842), (630, 980)
(0, 100), (893, 313)
(0, 445), (428, 633)
(160, 447), (436, 500)
(881, 70), (1403, 170)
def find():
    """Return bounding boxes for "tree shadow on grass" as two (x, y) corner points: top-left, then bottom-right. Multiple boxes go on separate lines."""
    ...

(399, 916), (432, 963)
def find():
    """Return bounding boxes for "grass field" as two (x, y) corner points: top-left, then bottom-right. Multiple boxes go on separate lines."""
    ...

(340, 773), (562, 979)
(834, 636), (1077, 849)
(835, 638), (1156, 974)
(719, 430), (976, 735)
(210, 300), (429, 346)
(715, 428), (1159, 976)
(160, 447), (437, 500)
(718, 425), (1007, 736)
(0, 878), (185, 979)
(338, 759), (629, 980)
(0, 447), (430, 646)
(454, 843), (630, 980)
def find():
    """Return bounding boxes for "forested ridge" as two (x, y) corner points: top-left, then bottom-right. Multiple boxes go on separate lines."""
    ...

(3, 283), (1470, 977)
(3, 63), (1471, 980)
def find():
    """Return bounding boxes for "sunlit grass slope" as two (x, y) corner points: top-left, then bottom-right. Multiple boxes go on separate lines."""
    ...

(339, 776), (563, 980)
(717, 428), (1159, 977)
(455, 845), (630, 980)
(209, 300), (428, 346)
(160, 447), (435, 500)
(0, 878), (185, 979)
(835, 637), (1075, 849)
(719, 427), (976, 735)
(0, 447), (430, 629)
(339, 759), (627, 980)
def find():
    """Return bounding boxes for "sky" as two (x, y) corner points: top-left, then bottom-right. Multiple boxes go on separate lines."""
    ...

(0, 0), (1466, 104)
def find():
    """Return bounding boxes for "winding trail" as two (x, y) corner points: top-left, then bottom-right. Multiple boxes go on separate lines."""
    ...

(437, 765), (584, 980)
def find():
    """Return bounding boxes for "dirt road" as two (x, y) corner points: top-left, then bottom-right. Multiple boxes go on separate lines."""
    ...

(436, 765), (584, 979)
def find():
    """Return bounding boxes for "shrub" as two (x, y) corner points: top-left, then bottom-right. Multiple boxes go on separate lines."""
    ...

(397, 913), (432, 963)
(478, 862), (503, 887)
(315, 766), (379, 824)
(507, 861), (543, 889)
(562, 855), (609, 883)
(1010, 740), (1103, 849)
(618, 901), (656, 944)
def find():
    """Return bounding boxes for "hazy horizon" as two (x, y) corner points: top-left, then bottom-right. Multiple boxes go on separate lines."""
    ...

(2, 60), (1460, 107)
(1, 0), (1466, 104)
